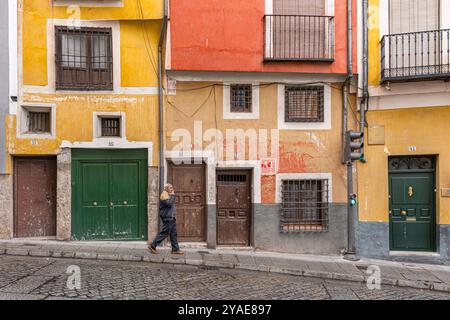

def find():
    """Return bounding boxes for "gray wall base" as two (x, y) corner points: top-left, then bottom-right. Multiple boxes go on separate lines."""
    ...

(253, 203), (347, 255)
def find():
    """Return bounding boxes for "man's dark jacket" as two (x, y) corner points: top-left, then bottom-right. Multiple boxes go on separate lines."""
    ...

(160, 195), (176, 221)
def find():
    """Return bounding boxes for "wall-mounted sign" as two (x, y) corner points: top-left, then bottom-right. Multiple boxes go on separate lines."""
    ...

(441, 188), (450, 197)
(261, 158), (277, 175)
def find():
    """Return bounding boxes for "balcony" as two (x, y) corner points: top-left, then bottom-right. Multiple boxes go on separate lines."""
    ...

(381, 29), (450, 83)
(264, 15), (335, 62)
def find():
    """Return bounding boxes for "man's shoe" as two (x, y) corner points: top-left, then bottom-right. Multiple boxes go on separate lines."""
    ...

(171, 250), (184, 255)
(148, 245), (158, 255)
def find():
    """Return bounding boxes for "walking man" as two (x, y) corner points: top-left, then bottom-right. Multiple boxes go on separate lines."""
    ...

(149, 184), (184, 255)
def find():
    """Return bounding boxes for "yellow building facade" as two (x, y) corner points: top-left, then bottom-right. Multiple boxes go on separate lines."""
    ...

(357, 0), (450, 261)
(0, 0), (163, 241)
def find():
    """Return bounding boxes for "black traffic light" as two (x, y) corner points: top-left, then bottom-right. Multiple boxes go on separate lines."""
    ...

(349, 194), (358, 206)
(345, 130), (364, 162)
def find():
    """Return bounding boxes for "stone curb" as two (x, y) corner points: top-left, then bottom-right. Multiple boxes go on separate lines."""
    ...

(2, 248), (450, 294)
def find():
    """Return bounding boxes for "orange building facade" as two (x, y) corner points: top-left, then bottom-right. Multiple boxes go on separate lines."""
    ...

(163, 0), (359, 254)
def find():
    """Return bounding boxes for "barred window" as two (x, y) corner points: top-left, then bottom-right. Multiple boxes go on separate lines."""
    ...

(28, 112), (51, 134)
(56, 26), (113, 90)
(101, 117), (121, 137)
(281, 179), (329, 232)
(230, 84), (252, 113)
(285, 86), (324, 122)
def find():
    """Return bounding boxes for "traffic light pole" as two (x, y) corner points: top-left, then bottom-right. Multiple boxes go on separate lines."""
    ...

(344, 160), (359, 261)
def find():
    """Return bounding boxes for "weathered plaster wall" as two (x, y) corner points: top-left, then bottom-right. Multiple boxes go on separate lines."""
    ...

(22, 0), (162, 87)
(254, 204), (347, 255)
(147, 167), (159, 241)
(169, 0), (358, 75)
(0, 174), (13, 239)
(56, 148), (71, 241)
(0, 0), (9, 173)
(8, 93), (160, 166)
(165, 81), (356, 204)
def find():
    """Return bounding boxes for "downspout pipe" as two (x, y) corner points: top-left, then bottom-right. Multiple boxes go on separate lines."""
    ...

(158, 0), (168, 195)
(360, 0), (369, 162)
(342, 0), (354, 164)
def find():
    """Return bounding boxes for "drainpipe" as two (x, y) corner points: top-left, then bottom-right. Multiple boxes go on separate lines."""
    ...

(344, 0), (358, 261)
(360, 0), (369, 161)
(158, 0), (168, 195)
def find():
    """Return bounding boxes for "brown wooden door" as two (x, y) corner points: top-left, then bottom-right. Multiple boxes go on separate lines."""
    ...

(14, 157), (57, 238)
(216, 171), (251, 246)
(168, 162), (206, 242)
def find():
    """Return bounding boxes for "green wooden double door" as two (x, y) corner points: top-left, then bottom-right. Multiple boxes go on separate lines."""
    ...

(389, 156), (436, 252)
(72, 149), (148, 241)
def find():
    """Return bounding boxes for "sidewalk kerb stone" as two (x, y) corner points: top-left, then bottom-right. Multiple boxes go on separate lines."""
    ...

(29, 250), (51, 258)
(75, 252), (98, 260)
(143, 254), (165, 263)
(119, 254), (143, 262)
(97, 253), (121, 261)
(203, 260), (234, 269)
(6, 248), (30, 256)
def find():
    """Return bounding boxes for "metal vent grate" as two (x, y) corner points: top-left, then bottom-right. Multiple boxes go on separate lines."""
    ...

(218, 175), (247, 183)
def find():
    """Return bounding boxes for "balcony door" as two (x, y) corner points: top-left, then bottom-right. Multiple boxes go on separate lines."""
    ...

(388, 0), (441, 77)
(272, 0), (329, 60)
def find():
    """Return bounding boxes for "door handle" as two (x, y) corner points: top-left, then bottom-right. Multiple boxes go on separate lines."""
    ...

(408, 186), (414, 197)
(401, 210), (407, 216)
(93, 202), (97, 206)
(123, 201), (128, 205)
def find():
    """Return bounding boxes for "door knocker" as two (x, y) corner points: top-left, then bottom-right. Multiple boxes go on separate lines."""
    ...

(408, 186), (414, 197)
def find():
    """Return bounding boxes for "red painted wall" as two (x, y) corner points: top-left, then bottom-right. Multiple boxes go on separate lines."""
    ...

(169, 0), (358, 74)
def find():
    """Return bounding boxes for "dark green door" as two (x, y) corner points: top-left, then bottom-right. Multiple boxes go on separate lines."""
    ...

(72, 149), (147, 241)
(389, 158), (436, 251)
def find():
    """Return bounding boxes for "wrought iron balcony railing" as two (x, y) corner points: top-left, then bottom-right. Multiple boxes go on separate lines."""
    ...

(264, 15), (335, 62)
(381, 29), (450, 82)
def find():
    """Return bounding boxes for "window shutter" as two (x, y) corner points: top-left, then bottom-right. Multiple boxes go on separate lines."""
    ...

(389, 0), (440, 34)
(273, 0), (326, 15)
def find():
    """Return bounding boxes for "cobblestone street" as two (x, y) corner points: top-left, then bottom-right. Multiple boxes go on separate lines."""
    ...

(0, 255), (449, 300)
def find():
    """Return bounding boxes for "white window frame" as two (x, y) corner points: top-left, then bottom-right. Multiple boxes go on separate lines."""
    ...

(223, 82), (260, 120)
(277, 83), (331, 130)
(17, 103), (57, 139)
(276, 173), (333, 204)
(93, 111), (126, 141)
(265, 0), (335, 15)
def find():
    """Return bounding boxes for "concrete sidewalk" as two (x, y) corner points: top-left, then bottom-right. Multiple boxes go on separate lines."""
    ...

(1, 239), (450, 294)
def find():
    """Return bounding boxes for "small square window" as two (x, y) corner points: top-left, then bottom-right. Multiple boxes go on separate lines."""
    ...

(101, 117), (121, 137)
(285, 86), (324, 122)
(28, 111), (51, 134)
(230, 84), (252, 113)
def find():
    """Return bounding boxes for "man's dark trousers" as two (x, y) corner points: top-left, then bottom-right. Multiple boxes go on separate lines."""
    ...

(151, 219), (180, 251)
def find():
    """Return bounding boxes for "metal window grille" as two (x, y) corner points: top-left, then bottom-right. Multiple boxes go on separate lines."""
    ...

(264, 15), (335, 61)
(230, 85), (252, 113)
(28, 112), (51, 133)
(56, 26), (113, 90)
(101, 118), (121, 137)
(218, 174), (247, 183)
(285, 86), (324, 122)
(281, 179), (329, 232)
